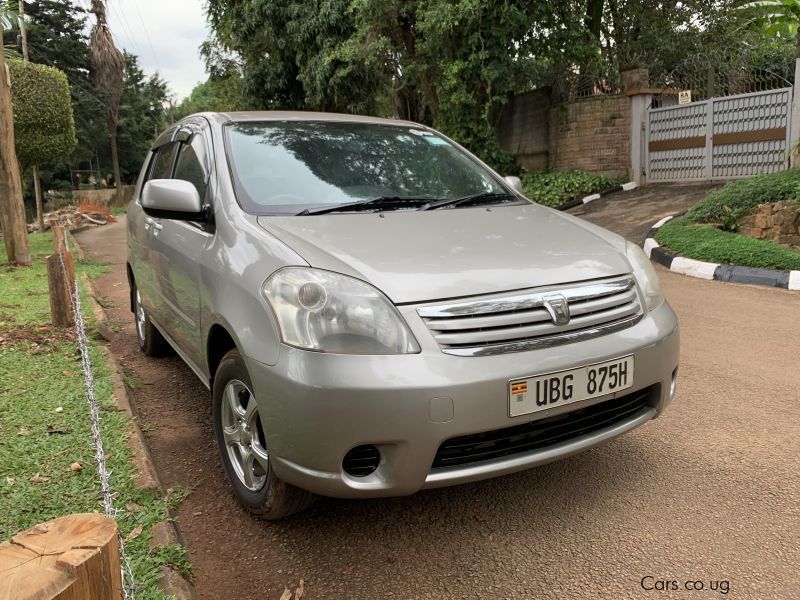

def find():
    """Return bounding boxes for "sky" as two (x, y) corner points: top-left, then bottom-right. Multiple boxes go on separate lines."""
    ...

(104, 0), (210, 101)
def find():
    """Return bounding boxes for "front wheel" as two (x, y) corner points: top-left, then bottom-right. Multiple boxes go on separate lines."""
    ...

(212, 349), (316, 519)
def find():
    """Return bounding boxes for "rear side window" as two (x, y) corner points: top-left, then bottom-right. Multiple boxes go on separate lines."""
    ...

(150, 142), (179, 179)
(174, 136), (209, 200)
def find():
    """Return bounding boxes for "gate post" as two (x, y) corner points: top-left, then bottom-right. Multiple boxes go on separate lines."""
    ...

(622, 66), (652, 185)
(791, 58), (800, 167)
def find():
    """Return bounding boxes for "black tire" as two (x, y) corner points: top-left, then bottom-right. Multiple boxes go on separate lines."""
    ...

(212, 349), (316, 520)
(132, 281), (170, 357)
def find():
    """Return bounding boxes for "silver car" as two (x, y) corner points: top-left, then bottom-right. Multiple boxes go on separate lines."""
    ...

(128, 112), (679, 519)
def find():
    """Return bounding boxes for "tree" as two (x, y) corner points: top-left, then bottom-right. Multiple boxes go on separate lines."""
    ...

(0, 5), (30, 265)
(8, 59), (76, 230)
(7, 59), (77, 170)
(104, 52), (170, 182)
(204, 0), (545, 172)
(88, 0), (123, 201)
(740, 0), (800, 56)
(174, 76), (246, 119)
(22, 0), (107, 169)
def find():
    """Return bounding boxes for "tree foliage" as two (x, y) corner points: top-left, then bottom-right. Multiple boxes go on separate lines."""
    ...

(203, 0), (753, 173)
(8, 59), (76, 171)
(20, 0), (106, 165)
(175, 75), (246, 119)
(108, 52), (171, 183)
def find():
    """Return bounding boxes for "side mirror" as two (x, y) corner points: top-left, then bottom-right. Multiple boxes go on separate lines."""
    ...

(142, 179), (205, 221)
(504, 175), (523, 193)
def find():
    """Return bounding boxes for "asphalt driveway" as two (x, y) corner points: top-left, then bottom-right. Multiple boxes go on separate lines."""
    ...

(75, 193), (799, 599)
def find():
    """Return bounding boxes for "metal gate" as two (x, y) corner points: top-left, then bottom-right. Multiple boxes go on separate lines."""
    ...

(646, 87), (792, 182)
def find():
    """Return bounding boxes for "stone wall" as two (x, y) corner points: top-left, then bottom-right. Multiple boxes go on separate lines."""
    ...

(547, 96), (630, 178)
(738, 202), (800, 249)
(497, 92), (631, 178)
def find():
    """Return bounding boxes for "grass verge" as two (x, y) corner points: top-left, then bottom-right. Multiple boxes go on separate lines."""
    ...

(685, 168), (800, 224)
(1, 232), (188, 599)
(656, 217), (800, 271)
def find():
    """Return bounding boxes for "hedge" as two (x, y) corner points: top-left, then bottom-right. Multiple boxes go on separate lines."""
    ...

(8, 59), (77, 170)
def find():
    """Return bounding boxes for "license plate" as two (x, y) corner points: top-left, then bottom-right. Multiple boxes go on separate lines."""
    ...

(508, 356), (634, 417)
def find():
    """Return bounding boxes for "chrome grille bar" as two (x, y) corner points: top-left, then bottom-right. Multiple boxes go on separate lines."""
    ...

(417, 276), (642, 356)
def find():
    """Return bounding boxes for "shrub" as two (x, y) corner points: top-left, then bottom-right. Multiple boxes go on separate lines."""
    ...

(521, 169), (623, 208)
(656, 216), (800, 271)
(8, 59), (77, 171)
(686, 168), (800, 226)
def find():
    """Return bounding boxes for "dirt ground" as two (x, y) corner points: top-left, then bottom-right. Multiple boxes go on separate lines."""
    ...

(75, 188), (799, 599)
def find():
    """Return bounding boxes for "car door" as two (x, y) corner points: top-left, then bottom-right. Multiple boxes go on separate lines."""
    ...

(132, 140), (179, 327)
(147, 124), (212, 370)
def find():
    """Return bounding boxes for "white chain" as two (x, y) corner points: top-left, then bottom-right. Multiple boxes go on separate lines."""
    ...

(58, 250), (136, 599)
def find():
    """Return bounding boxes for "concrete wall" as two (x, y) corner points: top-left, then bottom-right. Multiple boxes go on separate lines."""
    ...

(547, 96), (630, 178)
(496, 90), (550, 170)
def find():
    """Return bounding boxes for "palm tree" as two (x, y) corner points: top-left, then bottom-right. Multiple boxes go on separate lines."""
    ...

(0, 3), (31, 265)
(89, 0), (124, 202)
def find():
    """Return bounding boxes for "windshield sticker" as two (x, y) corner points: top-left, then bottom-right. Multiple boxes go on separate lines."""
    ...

(408, 128), (433, 136)
(424, 136), (450, 146)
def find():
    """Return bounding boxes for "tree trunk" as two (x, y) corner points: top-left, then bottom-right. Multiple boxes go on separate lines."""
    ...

(0, 41), (31, 265)
(110, 129), (122, 204)
(33, 164), (45, 231)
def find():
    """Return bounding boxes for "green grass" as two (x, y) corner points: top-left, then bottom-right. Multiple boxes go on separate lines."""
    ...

(1, 232), (180, 600)
(521, 169), (624, 208)
(0, 232), (108, 327)
(685, 168), (800, 224)
(656, 217), (800, 271)
(654, 169), (800, 271)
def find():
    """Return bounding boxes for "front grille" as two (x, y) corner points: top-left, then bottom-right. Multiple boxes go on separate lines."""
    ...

(431, 388), (652, 470)
(417, 276), (642, 356)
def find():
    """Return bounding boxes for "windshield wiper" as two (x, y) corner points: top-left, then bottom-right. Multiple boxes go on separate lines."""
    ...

(296, 196), (437, 216)
(421, 192), (518, 211)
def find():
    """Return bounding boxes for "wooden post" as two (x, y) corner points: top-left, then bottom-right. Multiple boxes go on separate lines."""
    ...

(47, 250), (75, 328)
(0, 513), (123, 600)
(52, 225), (67, 255)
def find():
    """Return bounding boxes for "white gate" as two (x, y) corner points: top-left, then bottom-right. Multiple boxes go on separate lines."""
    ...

(646, 87), (792, 182)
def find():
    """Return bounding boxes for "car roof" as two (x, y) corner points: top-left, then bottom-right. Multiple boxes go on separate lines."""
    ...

(218, 110), (421, 128)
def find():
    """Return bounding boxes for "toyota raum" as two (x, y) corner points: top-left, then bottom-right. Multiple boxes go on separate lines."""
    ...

(127, 112), (679, 519)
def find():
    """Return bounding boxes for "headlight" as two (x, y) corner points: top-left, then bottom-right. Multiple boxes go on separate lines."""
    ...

(262, 267), (420, 354)
(625, 241), (665, 312)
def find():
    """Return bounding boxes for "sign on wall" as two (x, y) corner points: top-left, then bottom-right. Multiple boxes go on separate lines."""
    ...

(678, 90), (692, 105)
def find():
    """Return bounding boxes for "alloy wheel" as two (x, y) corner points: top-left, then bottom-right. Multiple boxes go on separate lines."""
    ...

(220, 379), (269, 492)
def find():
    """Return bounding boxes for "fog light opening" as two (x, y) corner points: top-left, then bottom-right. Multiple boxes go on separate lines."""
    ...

(342, 444), (381, 477)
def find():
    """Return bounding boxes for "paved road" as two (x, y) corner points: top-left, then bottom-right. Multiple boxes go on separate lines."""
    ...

(76, 196), (799, 599)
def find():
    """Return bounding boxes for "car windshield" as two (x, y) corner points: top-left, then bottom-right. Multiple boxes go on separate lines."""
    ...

(224, 121), (509, 214)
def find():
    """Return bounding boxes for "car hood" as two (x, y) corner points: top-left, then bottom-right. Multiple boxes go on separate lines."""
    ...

(257, 203), (631, 304)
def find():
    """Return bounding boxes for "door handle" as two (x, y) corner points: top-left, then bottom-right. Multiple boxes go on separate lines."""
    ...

(152, 222), (163, 231)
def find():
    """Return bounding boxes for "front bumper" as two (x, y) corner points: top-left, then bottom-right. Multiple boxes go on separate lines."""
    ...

(247, 301), (679, 498)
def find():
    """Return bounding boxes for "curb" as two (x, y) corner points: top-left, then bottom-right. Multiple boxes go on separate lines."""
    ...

(76, 251), (195, 600)
(557, 181), (639, 211)
(644, 215), (800, 290)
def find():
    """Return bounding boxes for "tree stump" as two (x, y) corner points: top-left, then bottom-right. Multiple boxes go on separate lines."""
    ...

(0, 513), (123, 600)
